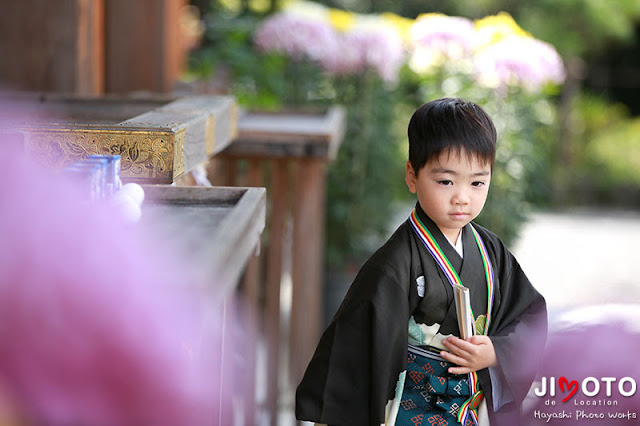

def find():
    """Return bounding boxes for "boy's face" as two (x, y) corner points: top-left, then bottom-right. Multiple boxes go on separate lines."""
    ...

(405, 149), (491, 242)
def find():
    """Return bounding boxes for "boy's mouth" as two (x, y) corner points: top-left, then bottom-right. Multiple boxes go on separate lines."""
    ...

(449, 212), (469, 220)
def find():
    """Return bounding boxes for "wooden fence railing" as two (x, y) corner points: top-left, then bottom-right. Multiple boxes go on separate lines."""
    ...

(7, 93), (267, 425)
(208, 107), (345, 424)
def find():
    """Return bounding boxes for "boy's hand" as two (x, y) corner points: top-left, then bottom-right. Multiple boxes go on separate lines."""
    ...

(440, 335), (497, 375)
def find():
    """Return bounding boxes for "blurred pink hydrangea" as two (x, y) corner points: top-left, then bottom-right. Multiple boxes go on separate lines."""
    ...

(254, 12), (340, 70)
(474, 36), (566, 91)
(410, 14), (475, 57)
(254, 11), (405, 84)
(328, 26), (405, 84)
(0, 132), (223, 424)
(408, 14), (475, 74)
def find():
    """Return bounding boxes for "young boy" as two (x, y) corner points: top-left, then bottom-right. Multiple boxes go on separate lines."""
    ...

(296, 98), (547, 426)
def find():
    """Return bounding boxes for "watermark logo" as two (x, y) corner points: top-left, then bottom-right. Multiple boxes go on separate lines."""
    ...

(531, 376), (638, 422)
(534, 376), (637, 402)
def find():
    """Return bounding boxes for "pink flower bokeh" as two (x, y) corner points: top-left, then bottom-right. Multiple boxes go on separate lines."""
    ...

(474, 36), (566, 91)
(0, 107), (224, 425)
(410, 14), (475, 60)
(254, 11), (405, 84)
(327, 26), (405, 83)
(254, 12), (340, 70)
(523, 305), (640, 425)
(252, 7), (566, 93)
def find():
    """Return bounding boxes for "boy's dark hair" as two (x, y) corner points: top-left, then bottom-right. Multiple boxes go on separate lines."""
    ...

(408, 98), (497, 174)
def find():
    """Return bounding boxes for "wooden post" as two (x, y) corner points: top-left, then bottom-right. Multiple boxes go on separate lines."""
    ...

(217, 107), (345, 424)
(289, 159), (327, 386)
(240, 159), (263, 425)
(0, 0), (104, 94)
(104, 0), (187, 93)
(222, 159), (239, 187)
(0, 0), (192, 95)
(265, 159), (290, 425)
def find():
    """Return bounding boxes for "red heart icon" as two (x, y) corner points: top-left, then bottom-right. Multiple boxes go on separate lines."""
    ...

(559, 376), (578, 402)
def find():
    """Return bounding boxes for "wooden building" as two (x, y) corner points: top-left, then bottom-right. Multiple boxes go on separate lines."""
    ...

(0, 2), (344, 423)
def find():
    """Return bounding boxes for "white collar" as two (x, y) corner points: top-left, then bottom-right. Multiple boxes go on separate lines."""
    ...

(444, 228), (464, 258)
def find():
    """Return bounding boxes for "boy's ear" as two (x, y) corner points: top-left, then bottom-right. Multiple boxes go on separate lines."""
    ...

(405, 161), (417, 194)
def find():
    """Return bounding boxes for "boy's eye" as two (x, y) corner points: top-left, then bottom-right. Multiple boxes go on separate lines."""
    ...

(438, 180), (453, 186)
(471, 181), (486, 187)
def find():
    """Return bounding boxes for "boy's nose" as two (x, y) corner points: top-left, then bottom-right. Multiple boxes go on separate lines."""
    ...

(452, 190), (470, 205)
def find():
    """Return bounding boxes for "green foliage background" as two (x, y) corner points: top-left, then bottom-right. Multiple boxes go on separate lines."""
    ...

(189, 11), (410, 268)
(189, 0), (640, 270)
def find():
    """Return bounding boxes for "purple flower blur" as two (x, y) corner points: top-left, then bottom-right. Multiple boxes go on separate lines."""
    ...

(0, 104), (224, 424)
(411, 14), (475, 58)
(523, 305), (640, 425)
(474, 36), (566, 91)
(328, 26), (405, 84)
(254, 12), (340, 70)
(407, 14), (475, 75)
(254, 11), (405, 84)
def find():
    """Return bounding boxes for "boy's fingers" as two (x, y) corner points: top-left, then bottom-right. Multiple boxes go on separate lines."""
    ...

(448, 365), (472, 375)
(440, 350), (467, 366)
(442, 337), (475, 356)
(469, 335), (490, 345)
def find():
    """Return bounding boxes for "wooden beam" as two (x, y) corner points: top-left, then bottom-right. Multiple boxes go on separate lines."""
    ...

(0, 0), (104, 94)
(105, 0), (187, 93)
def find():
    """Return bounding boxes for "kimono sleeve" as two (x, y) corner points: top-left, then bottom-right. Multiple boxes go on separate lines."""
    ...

(295, 261), (411, 426)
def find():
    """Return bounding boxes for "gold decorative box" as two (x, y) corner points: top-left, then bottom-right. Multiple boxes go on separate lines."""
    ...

(4, 94), (237, 183)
